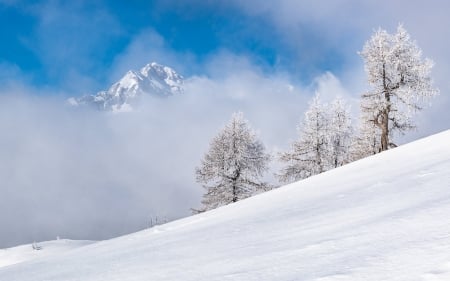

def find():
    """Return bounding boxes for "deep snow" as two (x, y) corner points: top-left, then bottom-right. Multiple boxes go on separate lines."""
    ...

(0, 239), (94, 269)
(1, 130), (449, 280)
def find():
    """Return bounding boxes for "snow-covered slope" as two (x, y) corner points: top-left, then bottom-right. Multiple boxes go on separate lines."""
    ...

(69, 62), (183, 112)
(1, 130), (449, 280)
(0, 239), (95, 269)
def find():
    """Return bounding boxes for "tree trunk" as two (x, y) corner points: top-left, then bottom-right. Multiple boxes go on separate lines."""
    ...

(232, 183), (238, 202)
(231, 168), (240, 203)
(380, 113), (389, 151)
(381, 63), (390, 151)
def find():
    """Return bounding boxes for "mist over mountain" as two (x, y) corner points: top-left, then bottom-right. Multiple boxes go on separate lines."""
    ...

(69, 62), (183, 112)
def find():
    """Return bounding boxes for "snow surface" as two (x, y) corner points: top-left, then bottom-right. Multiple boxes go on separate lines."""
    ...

(0, 240), (95, 269)
(1, 130), (449, 280)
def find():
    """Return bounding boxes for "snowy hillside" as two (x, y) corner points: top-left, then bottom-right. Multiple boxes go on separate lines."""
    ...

(69, 62), (183, 112)
(1, 130), (449, 280)
(0, 240), (95, 269)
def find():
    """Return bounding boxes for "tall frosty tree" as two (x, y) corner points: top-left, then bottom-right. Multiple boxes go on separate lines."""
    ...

(194, 112), (271, 212)
(359, 24), (438, 151)
(278, 94), (329, 183)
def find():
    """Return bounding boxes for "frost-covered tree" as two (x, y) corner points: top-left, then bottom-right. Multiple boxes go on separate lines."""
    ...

(350, 118), (381, 161)
(278, 94), (329, 183)
(359, 24), (438, 151)
(278, 95), (353, 183)
(328, 97), (353, 168)
(350, 96), (382, 161)
(194, 112), (271, 212)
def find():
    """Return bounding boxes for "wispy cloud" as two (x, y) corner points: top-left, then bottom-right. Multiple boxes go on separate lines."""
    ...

(107, 28), (199, 84)
(12, 1), (124, 93)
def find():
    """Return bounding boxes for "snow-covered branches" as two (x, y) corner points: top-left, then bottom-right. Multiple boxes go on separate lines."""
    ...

(278, 94), (352, 183)
(359, 24), (438, 151)
(329, 98), (353, 168)
(193, 24), (439, 207)
(194, 112), (271, 212)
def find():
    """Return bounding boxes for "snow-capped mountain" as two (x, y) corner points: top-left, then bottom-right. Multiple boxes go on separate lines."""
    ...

(69, 62), (183, 112)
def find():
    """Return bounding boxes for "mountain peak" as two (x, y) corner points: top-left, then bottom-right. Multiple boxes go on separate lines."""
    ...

(71, 62), (184, 112)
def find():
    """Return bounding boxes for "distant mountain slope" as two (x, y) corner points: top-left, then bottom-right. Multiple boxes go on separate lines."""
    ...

(0, 240), (95, 269)
(1, 130), (449, 280)
(69, 62), (183, 112)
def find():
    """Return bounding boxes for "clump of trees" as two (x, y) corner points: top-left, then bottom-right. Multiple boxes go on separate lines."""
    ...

(193, 24), (438, 212)
(277, 94), (352, 183)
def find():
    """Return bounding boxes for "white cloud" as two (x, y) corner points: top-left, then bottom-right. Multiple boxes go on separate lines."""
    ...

(107, 28), (205, 85)
(229, 0), (449, 136)
(0, 53), (359, 247)
(2, 43), (442, 247)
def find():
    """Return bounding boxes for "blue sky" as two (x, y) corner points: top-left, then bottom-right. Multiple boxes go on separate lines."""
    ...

(1, 0), (449, 248)
(1, 1), (450, 96)
(0, 0), (361, 93)
(0, 1), (267, 88)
